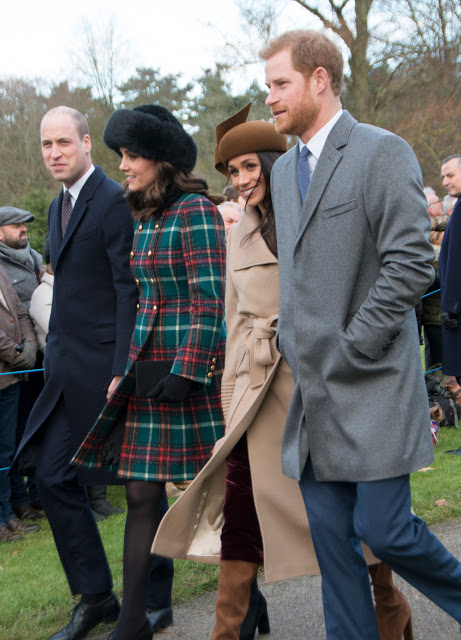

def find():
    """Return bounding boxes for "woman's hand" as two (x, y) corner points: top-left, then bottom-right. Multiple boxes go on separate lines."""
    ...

(148, 373), (202, 403)
(107, 375), (123, 401)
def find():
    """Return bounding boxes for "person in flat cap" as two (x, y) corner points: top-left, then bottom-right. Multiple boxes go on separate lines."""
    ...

(73, 104), (227, 640)
(0, 206), (44, 524)
(0, 206), (41, 312)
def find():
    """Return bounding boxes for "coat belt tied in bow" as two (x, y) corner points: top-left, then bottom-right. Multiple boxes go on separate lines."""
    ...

(244, 315), (278, 388)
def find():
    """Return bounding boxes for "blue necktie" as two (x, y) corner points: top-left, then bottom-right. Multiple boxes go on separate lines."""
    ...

(298, 146), (311, 203)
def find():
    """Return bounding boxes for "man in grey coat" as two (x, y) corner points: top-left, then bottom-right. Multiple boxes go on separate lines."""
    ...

(262, 29), (461, 638)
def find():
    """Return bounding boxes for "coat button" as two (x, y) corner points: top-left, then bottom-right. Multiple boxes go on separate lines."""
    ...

(138, 224), (143, 230)
(137, 303), (140, 310)
(130, 251), (134, 258)
(210, 365), (215, 371)
(150, 278), (154, 284)
(153, 305), (157, 311)
(147, 250), (152, 257)
(135, 278), (140, 285)
(207, 372), (213, 378)
(212, 358), (216, 363)
(155, 224), (159, 230)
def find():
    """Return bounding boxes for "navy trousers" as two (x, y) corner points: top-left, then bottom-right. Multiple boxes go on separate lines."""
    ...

(299, 456), (461, 639)
(35, 397), (113, 595)
(35, 396), (174, 603)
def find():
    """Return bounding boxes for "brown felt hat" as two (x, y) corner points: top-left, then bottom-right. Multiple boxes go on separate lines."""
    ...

(215, 103), (288, 176)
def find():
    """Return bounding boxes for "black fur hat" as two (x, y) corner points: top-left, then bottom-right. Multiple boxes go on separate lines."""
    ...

(103, 104), (197, 171)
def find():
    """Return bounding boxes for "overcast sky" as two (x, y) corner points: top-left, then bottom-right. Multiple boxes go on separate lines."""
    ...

(3, 0), (316, 91)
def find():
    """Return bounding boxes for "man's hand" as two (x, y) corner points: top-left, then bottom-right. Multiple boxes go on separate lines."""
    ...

(107, 375), (123, 401)
(10, 340), (38, 371)
(441, 311), (459, 329)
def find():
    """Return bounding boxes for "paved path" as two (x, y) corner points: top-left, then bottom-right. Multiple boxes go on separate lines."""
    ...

(93, 517), (461, 639)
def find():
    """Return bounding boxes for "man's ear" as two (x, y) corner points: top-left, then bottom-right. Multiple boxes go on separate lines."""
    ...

(84, 134), (92, 154)
(312, 67), (329, 94)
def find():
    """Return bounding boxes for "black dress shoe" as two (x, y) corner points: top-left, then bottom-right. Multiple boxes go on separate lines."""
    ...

(108, 619), (153, 640)
(48, 592), (120, 640)
(146, 606), (173, 633)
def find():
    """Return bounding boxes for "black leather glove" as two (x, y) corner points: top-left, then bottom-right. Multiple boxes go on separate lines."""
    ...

(10, 340), (38, 371)
(148, 373), (202, 403)
(441, 311), (459, 329)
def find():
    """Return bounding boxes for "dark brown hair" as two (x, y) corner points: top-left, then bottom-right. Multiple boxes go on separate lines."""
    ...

(126, 160), (223, 220)
(260, 30), (343, 96)
(241, 150), (284, 258)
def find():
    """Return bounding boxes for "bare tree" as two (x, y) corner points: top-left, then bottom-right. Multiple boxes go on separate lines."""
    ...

(70, 16), (128, 111)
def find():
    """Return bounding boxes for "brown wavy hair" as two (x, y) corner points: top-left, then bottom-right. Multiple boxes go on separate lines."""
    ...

(241, 150), (284, 258)
(126, 160), (224, 220)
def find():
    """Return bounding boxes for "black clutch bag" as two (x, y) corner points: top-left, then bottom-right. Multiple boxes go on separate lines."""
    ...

(135, 360), (174, 397)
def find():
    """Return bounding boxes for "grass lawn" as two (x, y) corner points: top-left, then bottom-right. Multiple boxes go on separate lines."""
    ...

(0, 489), (219, 640)
(2, 428), (461, 640)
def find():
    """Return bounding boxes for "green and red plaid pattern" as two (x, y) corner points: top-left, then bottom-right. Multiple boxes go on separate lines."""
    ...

(73, 193), (226, 481)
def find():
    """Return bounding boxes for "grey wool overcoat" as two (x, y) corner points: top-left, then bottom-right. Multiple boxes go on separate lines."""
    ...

(271, 110), (436, 483)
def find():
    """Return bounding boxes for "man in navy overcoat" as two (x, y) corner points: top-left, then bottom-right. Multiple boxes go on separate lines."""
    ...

(13, 107), (172, 640)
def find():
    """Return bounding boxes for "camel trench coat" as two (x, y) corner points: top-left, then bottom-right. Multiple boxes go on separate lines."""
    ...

(154, 207), (324, 581)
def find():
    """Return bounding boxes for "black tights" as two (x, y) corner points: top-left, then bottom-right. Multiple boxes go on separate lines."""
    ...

(114, 480), (165, 638)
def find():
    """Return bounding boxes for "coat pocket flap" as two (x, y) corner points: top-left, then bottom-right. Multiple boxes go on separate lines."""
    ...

(320, 198), (358, 219)
(95, 323), (116, 343)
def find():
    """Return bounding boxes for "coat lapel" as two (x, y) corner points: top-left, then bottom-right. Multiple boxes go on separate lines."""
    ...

(294, 111), (357, 251)
(232, 206), (278, 269)
(58, 166), (105, 258)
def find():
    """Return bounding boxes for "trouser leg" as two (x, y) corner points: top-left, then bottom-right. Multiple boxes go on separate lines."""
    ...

(354, 473), (461, 622)
(35, 397), (112, 595)
(298, 457), (380, 640)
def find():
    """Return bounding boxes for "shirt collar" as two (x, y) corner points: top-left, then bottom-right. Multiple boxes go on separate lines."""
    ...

(63, 164), (95, 205)
(299, 109), (343, 161)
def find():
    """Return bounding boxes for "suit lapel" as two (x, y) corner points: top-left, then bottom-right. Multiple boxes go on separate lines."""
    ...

(294, 111), (357, 251)
(49, 193), (63, 271)
(58, 167), (105, 257)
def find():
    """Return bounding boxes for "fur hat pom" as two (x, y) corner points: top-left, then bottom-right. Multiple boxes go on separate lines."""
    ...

(103, 104), (197, 171)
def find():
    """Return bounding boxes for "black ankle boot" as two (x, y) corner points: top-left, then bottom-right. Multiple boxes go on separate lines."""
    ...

(239, 579), (270, 639)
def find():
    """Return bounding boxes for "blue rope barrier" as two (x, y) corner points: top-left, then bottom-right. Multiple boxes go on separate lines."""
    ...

(0, 368), (44, 376)
(424, 366), (443, 375)
(421, 288), (441, 299)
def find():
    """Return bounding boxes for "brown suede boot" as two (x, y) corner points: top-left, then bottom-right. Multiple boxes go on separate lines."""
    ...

(368, 563), (413, 640)
(211, 560), (259, 640)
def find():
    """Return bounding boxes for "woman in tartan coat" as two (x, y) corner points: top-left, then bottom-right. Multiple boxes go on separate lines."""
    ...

(72, 105), (226, 640)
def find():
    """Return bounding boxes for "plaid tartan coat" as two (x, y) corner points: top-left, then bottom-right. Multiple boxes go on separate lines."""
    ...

(73, 193), (226, 482)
